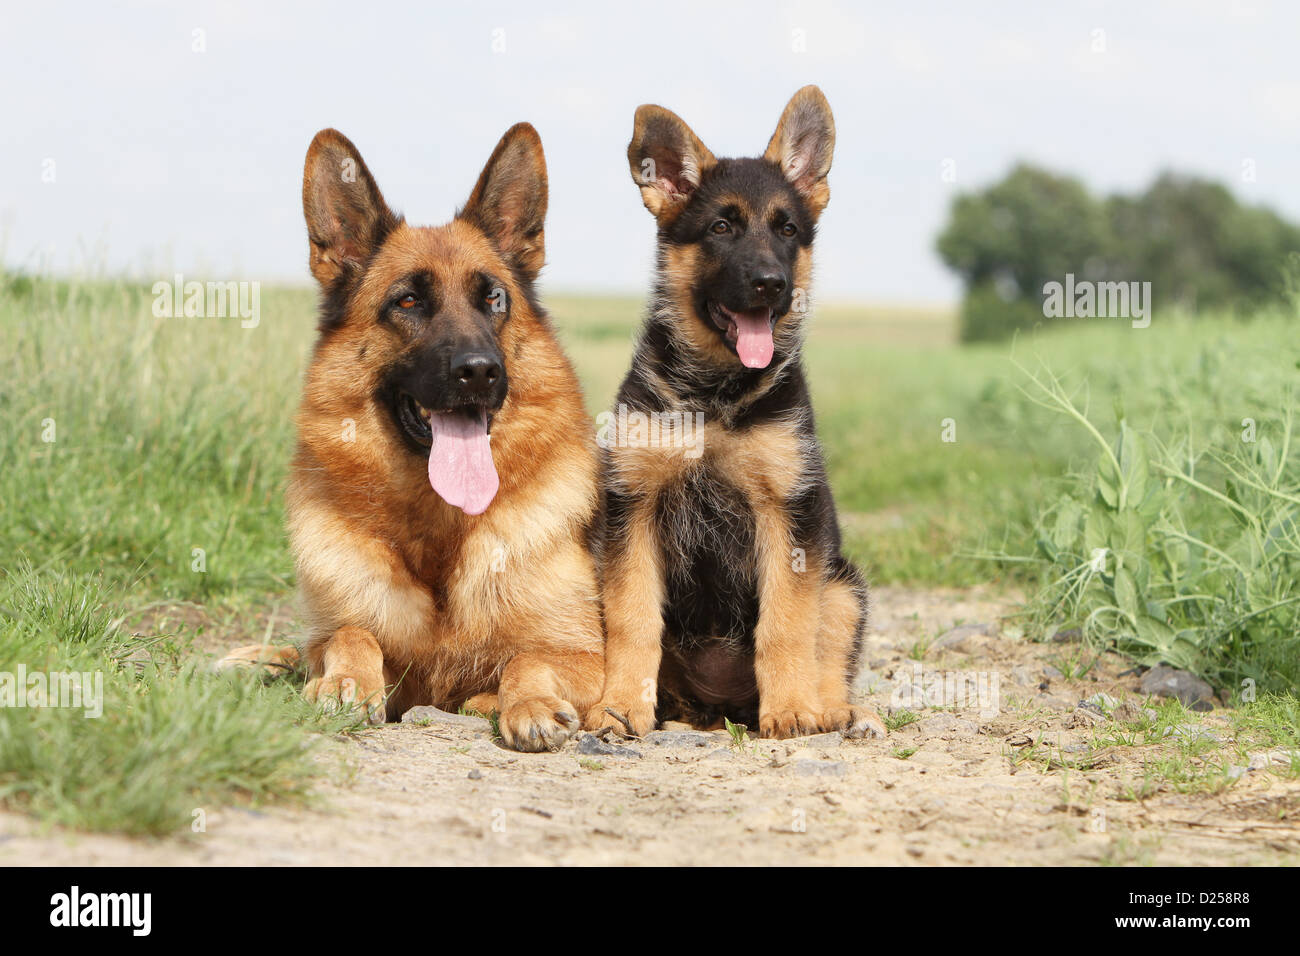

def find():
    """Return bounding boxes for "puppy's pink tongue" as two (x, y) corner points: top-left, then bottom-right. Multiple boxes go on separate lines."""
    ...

(733, 310), (774, 369)
(427, 410), (498, 516)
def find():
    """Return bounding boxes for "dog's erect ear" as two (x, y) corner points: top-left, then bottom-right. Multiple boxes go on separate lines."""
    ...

(458, 123), (548, 283)
(627, 105), (717, 219)
(302, 129), (398, 287)
(764, 85), (835, 218)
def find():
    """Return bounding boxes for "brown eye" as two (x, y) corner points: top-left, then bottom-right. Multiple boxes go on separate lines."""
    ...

(781, 222), (798, 238)
(398, 295), (417, 309)
(710, 219), (730, 235)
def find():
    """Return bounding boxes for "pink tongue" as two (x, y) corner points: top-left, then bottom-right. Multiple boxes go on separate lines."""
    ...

(426, 410), (498, 516)
(733, 311), (774, 369)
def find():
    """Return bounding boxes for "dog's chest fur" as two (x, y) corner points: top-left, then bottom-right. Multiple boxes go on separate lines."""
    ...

(655, 463), (758, 648)
(607, 416), (808, 648)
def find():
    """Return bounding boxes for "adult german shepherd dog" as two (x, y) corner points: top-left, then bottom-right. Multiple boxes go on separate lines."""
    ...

(587, 86), (886, 741)
(220, 124), (604, 752)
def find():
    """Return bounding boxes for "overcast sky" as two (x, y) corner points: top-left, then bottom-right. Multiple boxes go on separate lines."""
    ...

(3, 1), (1299, 303)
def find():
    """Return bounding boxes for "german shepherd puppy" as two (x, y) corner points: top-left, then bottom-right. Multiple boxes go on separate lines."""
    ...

(587, 86), (886, 741)
(220, 124), (604, 752)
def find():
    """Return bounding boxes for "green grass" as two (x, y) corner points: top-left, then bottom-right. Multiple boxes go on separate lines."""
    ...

(2, 277), (304, 607)
(1025, 695), (1300, 798)
(723, 716), (752, 749)
(1, 271), (1297, 834)
(885, 710), (921, 732)
(0, 562), (364, 835)
(1010, 339), (1299, 692)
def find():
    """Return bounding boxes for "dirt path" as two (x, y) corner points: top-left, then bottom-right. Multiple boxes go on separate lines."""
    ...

(3, 586), (1297, 865)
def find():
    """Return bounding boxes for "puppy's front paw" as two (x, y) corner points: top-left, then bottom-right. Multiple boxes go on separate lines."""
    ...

(759, 707), (822, 739)
(584, 698), (656, 738)
(499, 696), (580, 752)
(304, 673), (386, 725)
(821, 705), (887, 739)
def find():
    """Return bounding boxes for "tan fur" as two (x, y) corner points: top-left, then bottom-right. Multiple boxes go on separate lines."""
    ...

(816, 579), (887, 738)
(214, 643), (300, 677)
(583, 492), (665, 736)
(728, 421), (824, 736)
(712, 418), (810, 503)
(219, 126), (603, 752)
(751, 501), (823, 737)
(304, 625), (387, 721)
(286, 228), (605, 741)
(660, 245), (733, 366)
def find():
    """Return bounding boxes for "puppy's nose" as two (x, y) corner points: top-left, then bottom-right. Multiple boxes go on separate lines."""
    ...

(752, 272), (787, 303)
(451, 351), (502, 398)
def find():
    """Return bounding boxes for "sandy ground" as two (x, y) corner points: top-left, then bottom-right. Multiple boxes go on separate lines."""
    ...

(3, 585), (1298, 865)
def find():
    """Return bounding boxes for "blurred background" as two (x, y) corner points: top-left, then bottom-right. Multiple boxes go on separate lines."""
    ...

(4, 0), (1300, 318)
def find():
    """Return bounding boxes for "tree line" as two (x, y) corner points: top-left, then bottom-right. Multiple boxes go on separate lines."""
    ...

(937, 164), (1300, 342)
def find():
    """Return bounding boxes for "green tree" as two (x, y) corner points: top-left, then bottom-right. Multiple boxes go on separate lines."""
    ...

(1107, 173), (1300, 311)
(938, 166), (1300, 342)
(937, 164), (1109, 342)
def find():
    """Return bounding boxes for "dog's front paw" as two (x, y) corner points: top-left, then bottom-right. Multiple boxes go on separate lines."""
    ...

(499, 696), (580, 752)
(821, 705), (887, 739)
(759, 707), (822, 739)
(584, 698), (656, 738)
(304, 673), (386, 725)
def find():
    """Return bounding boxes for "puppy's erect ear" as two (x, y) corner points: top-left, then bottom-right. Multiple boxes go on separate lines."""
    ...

(627, 105), (717, 219)
(764, 85), (835, 218)
(458, 123), (548, 283)
(302, 129), (398, 287)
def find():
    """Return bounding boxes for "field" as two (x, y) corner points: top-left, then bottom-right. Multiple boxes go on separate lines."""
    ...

(1, 274), (1297, 860)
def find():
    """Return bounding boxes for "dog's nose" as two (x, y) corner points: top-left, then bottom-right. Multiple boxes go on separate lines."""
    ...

(752, 272), (787, 303)
(451, 351), (503, 398)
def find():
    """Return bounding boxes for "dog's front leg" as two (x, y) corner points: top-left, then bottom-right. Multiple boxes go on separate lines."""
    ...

(753, 507), (824, 739)
(815, 572), (887, 739)
(303, 625), (388, 724)
(495, 648), (602, 752)
(586, 495), (664, 737)
(485, 539), (606, 752)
